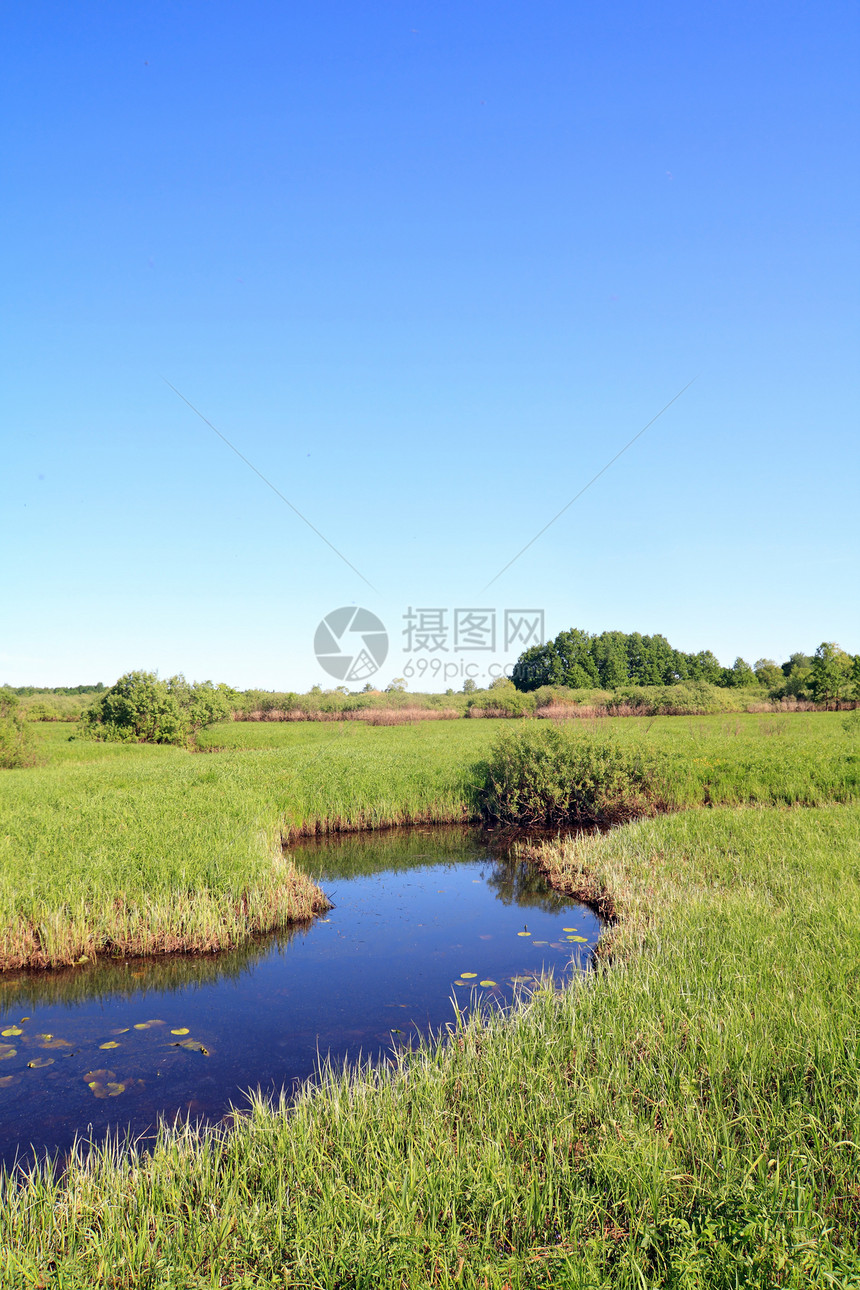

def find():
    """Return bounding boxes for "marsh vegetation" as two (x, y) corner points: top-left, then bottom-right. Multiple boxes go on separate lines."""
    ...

(0, 710), (858, 1284)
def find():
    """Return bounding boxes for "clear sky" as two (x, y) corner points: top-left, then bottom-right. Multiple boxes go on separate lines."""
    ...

(2, 0), (857, 691)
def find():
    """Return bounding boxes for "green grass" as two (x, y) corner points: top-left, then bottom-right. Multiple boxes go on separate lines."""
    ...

(0, 714), (857, 969)
(477, 715), (860, 829)
(0, 722), (489, 968)
(0, 727), (338, 969)
(2, 804), (859, 1286)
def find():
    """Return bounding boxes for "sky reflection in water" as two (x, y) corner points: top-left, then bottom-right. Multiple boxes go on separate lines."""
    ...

(0, 827), (602, 1169)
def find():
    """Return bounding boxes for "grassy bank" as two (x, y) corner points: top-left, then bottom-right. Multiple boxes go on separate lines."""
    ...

(0, 722), (488, 969)
(0, 714), (857, 970)
(2, 804), (858, 1286)
(0, 728), (338, 970)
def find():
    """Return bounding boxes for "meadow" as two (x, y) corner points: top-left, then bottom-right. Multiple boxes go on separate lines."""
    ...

(0, 721), (487, 969)
(0, 713), (857, 1283)
(1, 795), (858, 1284)
(0, 714), (857, 970)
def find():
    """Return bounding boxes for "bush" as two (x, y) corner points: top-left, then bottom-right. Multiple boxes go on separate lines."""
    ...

(467, 681), (536, 718)
(0, 689), (40, 768)
(843, 709), (860, 736)
(478, 723), (659, 827)
(82, 672), (235, 745)
(163, 675), (236, 733)
(23, 693), (99, 722)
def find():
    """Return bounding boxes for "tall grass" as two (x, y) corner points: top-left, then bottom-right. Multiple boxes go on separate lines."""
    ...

(2, 714), (858, 969)
(231, 681), (853, 724)
(0, 723), (489, 969)
(241, 705), (462, 724)
(479, 715), (860, 826)
(2, 805), (858, 1286)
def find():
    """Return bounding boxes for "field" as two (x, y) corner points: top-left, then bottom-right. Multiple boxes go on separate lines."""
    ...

(0, 713), (857, 1284)
(0, 715), (857, 970)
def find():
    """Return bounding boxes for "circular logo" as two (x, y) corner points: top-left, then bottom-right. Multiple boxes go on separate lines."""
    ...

(314, 606), (388, 683)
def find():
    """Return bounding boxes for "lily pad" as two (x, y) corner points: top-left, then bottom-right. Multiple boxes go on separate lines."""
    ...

(0, 1075), (17, 1088)
(0, 1045), (16, 1061)
(517, 931), (531, 937)
(1, 1027), (22, 1037)
(84, 1069), (116, 1082)
(567, 935), (588, 943)
(460, 972), (477, 979)
(36, 1036), (72, 1050)
(88, 1079), (126, 1099)
(111, 1028), (130, 1035)
(171, 1039), (210, 1055)
(99, 1041), (120, 1050)
(133, 1023), (150, 1030)
(170, 1028), (190, 1036)
(27, 1057), (54, 1069)
(479, 980), (497, 988)
(453, 980), (466, 987)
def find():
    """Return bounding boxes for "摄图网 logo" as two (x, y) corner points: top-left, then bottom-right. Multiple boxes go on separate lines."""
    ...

(314, 607), (389, 682)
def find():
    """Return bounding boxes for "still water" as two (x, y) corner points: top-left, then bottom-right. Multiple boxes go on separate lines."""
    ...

(0, 827), (602, 1168)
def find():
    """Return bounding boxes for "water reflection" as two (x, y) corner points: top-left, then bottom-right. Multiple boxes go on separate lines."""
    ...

(0, 930), (298, 1014)
(0, 826), (602, 1170)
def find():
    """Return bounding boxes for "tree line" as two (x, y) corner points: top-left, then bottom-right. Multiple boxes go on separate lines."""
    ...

(512, 630), (859, 704)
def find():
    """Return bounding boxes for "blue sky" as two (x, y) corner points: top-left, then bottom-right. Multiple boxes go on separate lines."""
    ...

(2, 0), (857, 690)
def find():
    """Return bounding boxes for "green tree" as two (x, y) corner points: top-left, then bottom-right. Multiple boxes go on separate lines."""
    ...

(810, 643), (853, 707)
(592, 631), (629, 688)
(782, 652), (813, 678)
(783, 664), (813, 700)
(512, 629), (599, 691)
(686, 650), (723, 684)
(511, 644), (556, 690)
(754, 659), (784, 691)
(720, 658), (756, 688)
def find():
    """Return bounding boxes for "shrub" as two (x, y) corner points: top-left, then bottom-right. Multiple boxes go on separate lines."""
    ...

(478, 723), (659, 826)
(82, 672), (236, 745)
(82, 672), (184, 744)
(843, 709), (860, 736)
(0, 689), (40, 768)
(164, 675), (236, 733)
(467, 681), (536, 718)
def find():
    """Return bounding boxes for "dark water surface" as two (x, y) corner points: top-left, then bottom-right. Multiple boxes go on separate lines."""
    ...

(0, 827), (602, 1169)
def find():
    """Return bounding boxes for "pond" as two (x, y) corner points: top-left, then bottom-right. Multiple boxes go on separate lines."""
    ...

(0, 826), (602, 1170)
